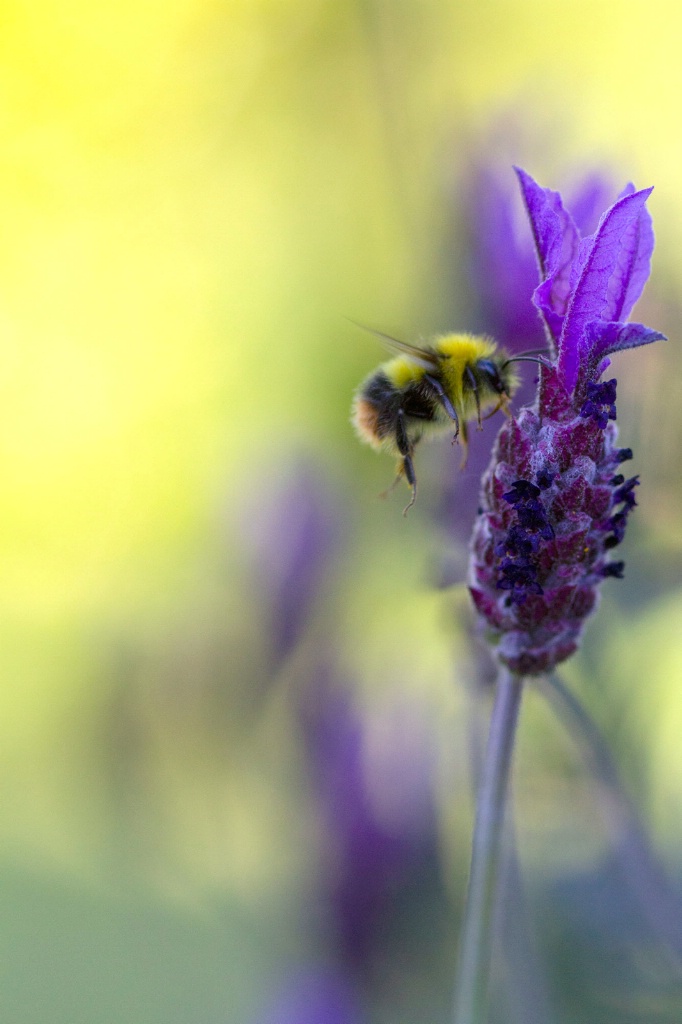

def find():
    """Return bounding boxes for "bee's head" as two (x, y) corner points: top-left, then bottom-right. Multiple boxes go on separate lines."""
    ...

(477, 357), (517, 398)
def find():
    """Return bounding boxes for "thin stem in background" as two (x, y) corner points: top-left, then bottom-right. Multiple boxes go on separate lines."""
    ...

(541, 672), (682, 969)
(453, 667), (524, 1024)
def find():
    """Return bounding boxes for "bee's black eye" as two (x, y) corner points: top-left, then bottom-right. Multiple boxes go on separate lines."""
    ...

(476, 359), (506, 393)
(477, 359), (497, 376)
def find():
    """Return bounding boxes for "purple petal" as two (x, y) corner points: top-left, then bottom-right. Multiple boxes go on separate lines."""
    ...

(533, 278), (566, 341)
(583, 320), (667, 365)
(559, 187), (654, 391)
(613, 195), (655, 321)
(597, 182), (655, 322)
(514, 167), (580, 345)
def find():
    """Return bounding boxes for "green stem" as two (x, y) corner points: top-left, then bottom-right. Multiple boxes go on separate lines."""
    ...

(453, 667), (524, 1024)
(541, 672), (682, 965)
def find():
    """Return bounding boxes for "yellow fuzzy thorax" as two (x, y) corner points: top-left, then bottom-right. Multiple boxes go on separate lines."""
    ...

(379, 333), (509, 428)
(385, 333), (499, 390)
(434, 333), (499, 406)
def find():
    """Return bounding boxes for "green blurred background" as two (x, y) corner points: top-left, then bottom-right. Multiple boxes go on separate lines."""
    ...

(3, 1), (682, 1021)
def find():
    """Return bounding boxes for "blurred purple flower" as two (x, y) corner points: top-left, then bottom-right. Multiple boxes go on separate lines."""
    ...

(465, 164), (547, 354)
(301, 679), (438, 972)
(464, 165), (615, 355)
(258, 967), (363, 1024)
(239, 460), (343, 666)
(468, 168), (666, 675)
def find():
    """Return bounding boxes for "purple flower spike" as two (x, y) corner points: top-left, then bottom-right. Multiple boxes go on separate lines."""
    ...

(468, 169), (666, 676)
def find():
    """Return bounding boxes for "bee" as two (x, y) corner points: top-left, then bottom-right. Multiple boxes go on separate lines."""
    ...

(351, 330), (520, 514)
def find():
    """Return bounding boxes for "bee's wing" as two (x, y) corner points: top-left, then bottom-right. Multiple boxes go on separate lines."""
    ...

(348, 320), (438, 370)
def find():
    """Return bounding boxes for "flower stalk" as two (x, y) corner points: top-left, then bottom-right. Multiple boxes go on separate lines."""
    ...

(540, 673), (682, 964)
(453, 667), (524, 1024)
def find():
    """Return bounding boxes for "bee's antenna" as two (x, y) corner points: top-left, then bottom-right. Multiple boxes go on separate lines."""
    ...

(502, 354), (552, 370)
(515, 347), (549, 357)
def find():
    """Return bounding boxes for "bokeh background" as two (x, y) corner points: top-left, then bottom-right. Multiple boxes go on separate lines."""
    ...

(3, 1), (682, 1022)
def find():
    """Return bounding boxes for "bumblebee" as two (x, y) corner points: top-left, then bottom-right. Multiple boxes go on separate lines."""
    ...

(351, 331), (519, 513)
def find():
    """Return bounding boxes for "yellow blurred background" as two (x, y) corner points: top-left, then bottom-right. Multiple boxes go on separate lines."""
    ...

(3, 1), (682, 1021)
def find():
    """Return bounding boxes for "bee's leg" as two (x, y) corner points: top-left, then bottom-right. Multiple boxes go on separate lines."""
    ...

(480, 396), (510, 421)
(401, 454), (417, 515)
(396, 408), (417, 515)
(458, 421), (469, 469)
(379, 468), (403, 500)
(423, 373), (460, 439)
(464, 366), (482, 427)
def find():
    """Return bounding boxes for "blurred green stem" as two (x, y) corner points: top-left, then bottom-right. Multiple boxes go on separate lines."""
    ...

(453, 667), (524, 1024)
(541, 672), (682, 966)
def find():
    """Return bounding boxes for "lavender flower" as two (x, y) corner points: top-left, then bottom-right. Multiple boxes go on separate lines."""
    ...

(468, 168), (666, 676)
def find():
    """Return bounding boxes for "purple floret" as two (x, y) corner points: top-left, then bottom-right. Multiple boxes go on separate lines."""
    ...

(580, 379), (618, 428)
